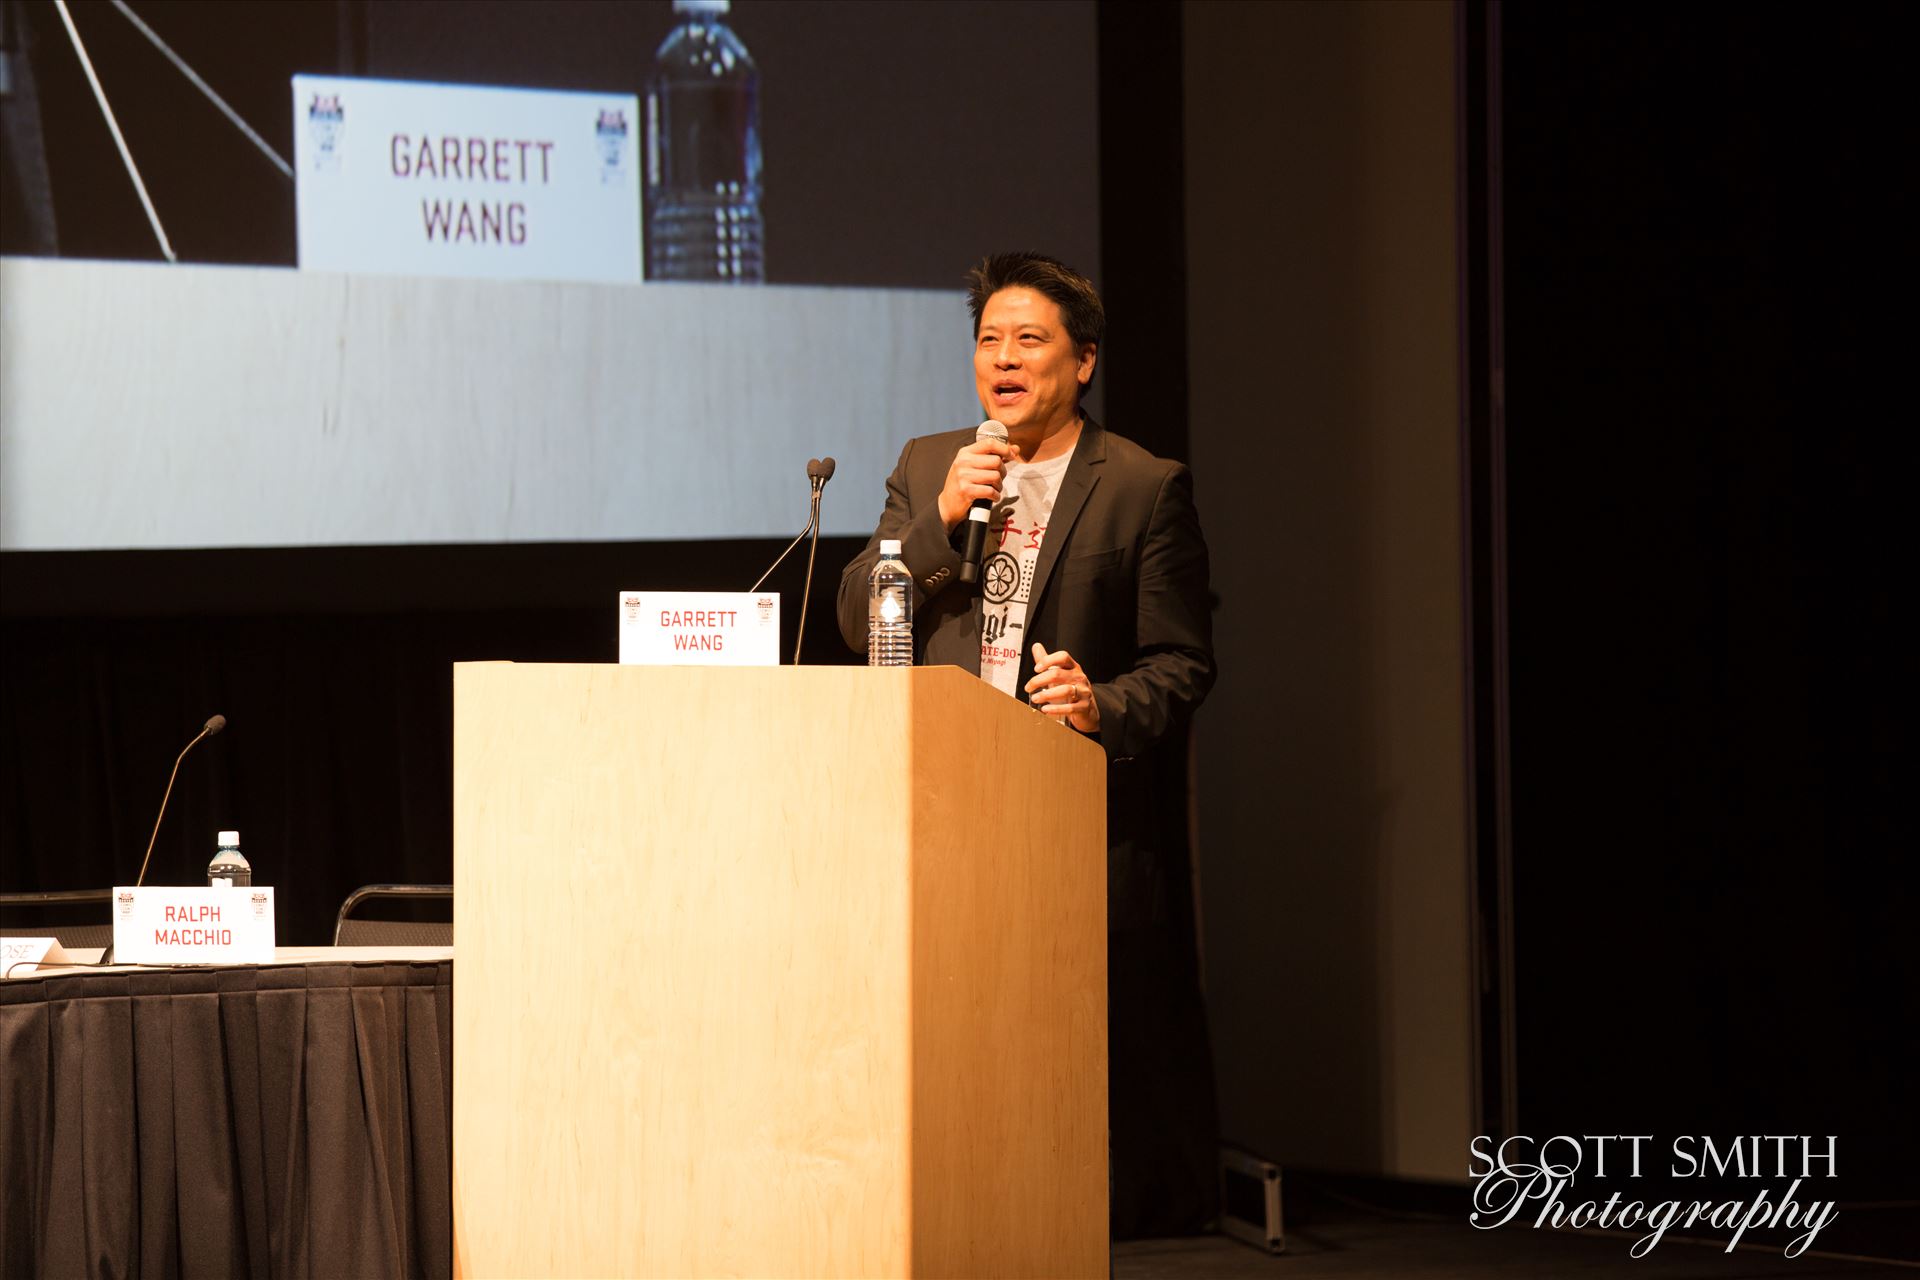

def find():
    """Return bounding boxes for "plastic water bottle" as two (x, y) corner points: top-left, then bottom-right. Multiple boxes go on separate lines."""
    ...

(208, 829), (252, 888)
(868, 539), (913, 666)
(645, 0), (764, 282)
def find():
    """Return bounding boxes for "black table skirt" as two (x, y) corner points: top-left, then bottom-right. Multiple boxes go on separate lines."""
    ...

(1, 961), (452, 1280)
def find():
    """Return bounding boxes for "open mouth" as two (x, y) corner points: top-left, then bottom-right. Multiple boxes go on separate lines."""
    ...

(993, 382), (1027, 398)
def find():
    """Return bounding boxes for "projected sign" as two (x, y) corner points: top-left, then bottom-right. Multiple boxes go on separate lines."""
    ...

(292, 75), (641, 284)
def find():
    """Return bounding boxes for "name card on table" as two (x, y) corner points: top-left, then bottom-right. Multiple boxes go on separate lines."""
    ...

(111, 886), (276, 965)
(2, 937), (78, 978)
(619, 591), (780, 666)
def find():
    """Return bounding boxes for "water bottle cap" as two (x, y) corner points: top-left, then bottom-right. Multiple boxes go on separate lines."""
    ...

(673, 0), (729, 14)
(217, 830), (240, 846)
(879, 539), (902, 556)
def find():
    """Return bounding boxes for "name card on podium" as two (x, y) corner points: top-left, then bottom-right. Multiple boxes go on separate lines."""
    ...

(619, 591), (780, 666)
(112, 886), (277, 965)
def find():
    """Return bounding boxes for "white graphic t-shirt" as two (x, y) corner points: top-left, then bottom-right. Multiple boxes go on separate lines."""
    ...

(978, 447), (1075, 697)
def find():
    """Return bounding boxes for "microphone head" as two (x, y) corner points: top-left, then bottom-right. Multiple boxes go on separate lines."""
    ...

(204, 714), (227, 736)
(976, 419), (1009, 444)
(807, 456), (836, 483)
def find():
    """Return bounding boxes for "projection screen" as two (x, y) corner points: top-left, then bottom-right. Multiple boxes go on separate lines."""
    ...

(0, 0), (1099, 549)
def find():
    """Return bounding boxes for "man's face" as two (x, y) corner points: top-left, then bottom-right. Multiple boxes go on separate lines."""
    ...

(974, 287), (1096, 436)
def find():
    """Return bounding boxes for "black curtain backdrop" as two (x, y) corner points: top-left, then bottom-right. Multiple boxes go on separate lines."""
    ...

(0, 539), (868, 947)
(1498, 1), (1914, 1211)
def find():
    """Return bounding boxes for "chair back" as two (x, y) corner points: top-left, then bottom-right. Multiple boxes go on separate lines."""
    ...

(334, 884), (453, 946)
(0, 889), (114, 950)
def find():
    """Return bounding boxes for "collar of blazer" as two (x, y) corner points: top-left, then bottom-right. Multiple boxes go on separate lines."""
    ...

(1017, 416), (1107, 631)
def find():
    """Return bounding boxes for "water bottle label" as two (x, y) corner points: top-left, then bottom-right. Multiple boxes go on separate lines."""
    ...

(868, 565), (915, 666)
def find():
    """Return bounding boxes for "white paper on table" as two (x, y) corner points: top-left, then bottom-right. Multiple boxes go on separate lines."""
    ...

(1, 937), (75, 978)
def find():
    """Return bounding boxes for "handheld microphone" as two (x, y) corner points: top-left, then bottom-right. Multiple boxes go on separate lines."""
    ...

(102, 713), (226, 965)
(958, 420), (1009, 586)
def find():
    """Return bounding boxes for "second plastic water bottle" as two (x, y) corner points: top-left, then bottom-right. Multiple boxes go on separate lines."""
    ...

(645, 0), (764, 282)
(868, 540), (913, 666)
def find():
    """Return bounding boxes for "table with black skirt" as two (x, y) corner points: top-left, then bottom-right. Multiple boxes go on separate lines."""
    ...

(0, 951), (453, 1279)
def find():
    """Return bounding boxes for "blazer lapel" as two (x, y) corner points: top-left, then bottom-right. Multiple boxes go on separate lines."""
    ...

(1025, 419), (1106, 632)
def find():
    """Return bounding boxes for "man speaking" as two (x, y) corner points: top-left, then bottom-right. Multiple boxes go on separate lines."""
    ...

(836, 252), (1219, 1236)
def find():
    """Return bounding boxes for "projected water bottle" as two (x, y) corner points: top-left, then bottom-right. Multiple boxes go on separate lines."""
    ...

(646, 0), (764, 283)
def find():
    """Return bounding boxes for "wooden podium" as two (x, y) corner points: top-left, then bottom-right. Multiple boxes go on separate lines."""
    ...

(451, 663), (1108, 1278)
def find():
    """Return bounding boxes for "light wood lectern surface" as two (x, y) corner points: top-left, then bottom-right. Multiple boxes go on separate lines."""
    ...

(452, 663), (1108, 1278)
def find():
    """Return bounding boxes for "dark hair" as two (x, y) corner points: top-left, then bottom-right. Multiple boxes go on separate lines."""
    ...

(965, 252), (1105, 354)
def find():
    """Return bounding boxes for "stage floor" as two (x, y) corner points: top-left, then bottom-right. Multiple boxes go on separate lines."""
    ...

(1114, 1189), (1917, 1278)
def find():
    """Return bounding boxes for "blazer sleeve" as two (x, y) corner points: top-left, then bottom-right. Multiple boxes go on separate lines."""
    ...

(1089, 460), (1217, 761)
(836, 436), (970, 653)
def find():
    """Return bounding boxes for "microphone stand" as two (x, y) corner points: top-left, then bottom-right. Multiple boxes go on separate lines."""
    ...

(793, 480), (825, 665)
(747, 460), (833, 665)
(101, 714), (226, 964)
(748, 500), (818, 596)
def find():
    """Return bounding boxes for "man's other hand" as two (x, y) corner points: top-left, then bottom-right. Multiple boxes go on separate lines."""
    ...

(937, 437), (1021, 530)
(1026, 642), (1100, 734)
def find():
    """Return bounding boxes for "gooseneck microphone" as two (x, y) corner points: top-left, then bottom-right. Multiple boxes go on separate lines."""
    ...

(101, 714), (226, 964)
(794, 457), (834, 664)
(748, 458), (836, 663)
(133, 714), (226, 889)
(958, 420), (1008, 586)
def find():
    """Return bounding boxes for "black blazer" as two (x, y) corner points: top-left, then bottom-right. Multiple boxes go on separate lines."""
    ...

(835, 418), (1215, 764)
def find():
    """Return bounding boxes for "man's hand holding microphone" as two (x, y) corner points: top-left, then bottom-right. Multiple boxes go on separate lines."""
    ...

(939, 419), (1020, 533)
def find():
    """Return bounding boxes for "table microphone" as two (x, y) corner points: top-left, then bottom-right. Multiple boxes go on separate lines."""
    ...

(101, 714), (226, 965)
(134, 714), (225, 889)
(958, 420), (1008, 586)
